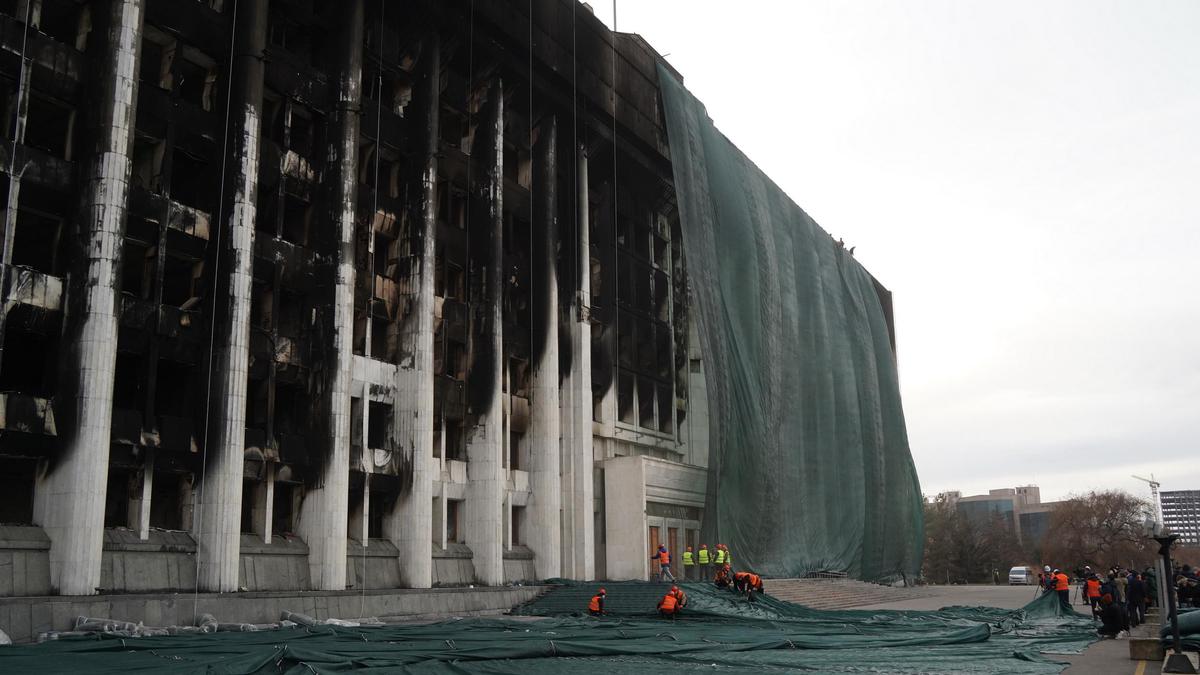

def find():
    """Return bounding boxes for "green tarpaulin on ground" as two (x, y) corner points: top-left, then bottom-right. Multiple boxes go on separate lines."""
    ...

(657, 63), (923, 581)
(0, 582), (1096, 673)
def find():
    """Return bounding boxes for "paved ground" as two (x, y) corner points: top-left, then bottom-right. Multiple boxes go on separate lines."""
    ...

(856, 583), (1047, 610)
(858, 585), (1162, 675)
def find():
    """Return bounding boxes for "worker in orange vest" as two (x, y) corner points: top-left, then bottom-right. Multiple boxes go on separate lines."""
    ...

(714, 564), (731, 589)
(732, 571), (749, 593)
(588, 588), (607, 616)
(1053, 568), (1071, 611)
(670, 584), (688, 612)
(651, 544), (675, 582)
(737, 572), (763, 601)
(1085, 574), (1102, 615)
(657, 589), (679, 618)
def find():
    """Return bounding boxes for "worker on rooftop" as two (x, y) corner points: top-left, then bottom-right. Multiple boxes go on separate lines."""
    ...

(682, 546), (695, 580)
(697, 544), (712, 580)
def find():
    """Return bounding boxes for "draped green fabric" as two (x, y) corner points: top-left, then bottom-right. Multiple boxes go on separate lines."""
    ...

(657, 63), (923, 581)
(0, 582), (1095, 673)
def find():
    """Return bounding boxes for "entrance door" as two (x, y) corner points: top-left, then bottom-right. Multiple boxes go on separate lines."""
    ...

(648, 525), (661, 580)
(668, 527), (679, 579)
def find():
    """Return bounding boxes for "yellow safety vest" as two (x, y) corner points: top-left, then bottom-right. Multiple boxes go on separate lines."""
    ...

(697, 548), (711, 565)
(715, 549), (727, 565)
(683, 551), (694, 566)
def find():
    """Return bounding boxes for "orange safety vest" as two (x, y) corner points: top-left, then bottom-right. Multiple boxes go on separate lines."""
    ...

(673, 589), (688, 605)
(1054, 573), (1069, 591)
(588, 594), (603, 612)
(658, 550), (670, 565)
(1086, 579), (1100, 598)
(660, 593), (678, 611)
(734, 572), (749, 583)
(748, 573), (761, 588)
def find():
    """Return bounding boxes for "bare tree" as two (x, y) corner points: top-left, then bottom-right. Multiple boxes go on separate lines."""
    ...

(923, 496), (1028, 584)
(1041, 490), (1155, 571)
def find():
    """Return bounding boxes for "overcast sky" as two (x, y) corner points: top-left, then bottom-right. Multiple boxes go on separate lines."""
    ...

(586, 1), (1200, 502)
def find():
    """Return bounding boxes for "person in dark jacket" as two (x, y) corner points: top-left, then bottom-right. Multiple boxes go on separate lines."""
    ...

(1097, 594), (1128, 638)
(1126, 573), (1147, 627)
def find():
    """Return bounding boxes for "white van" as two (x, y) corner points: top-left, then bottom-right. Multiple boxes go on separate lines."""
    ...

(1008, 566), (1037, 585)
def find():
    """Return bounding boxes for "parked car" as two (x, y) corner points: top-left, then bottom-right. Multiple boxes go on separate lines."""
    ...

(1008, 566), (1037, 585)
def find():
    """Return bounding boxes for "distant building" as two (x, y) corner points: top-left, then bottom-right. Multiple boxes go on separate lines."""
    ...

(1160, 491), (1200, 546)
(937, 486), (1061, 546)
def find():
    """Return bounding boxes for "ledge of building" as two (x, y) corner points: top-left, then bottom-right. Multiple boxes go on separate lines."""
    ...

(346, 537), (400, 558)
(503, 545), (534, 560)
(432, 542), (473, 559)
(103, 528), (196, 553)
(0, 584), (549, 644)
(0, 525), (49, 550)
(240, 533), (309, 556)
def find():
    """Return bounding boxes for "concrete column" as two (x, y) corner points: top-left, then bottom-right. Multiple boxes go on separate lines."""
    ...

(297, 0), (362, 590)
(604, 455), (647, 581)
(0, 0), (34, 372)
(386, 33), (438, 589)
(195, 0), (266, 593)
(249, 466), (273, 544)
(134, 450), (153, 540)
(464, 80), (505, 586)
(526, 117), (561, 580)
(560, 144), (595, 580)
(33, 0), (144, 596)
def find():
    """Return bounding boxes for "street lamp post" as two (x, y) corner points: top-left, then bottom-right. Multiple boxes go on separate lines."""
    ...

(1155, 534), (1198, 674)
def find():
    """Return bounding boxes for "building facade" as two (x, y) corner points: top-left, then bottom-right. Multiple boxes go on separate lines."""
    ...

(0, 0), (891, 598)
(939, 486), (1060, 547)
(1160, 490), (1200, 546)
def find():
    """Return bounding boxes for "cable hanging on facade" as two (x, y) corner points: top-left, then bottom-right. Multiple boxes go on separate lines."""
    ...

(359, 0), (387, 618)
(193, 0), (243, 618)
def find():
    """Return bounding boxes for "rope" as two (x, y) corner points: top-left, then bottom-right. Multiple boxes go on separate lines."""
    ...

(571, 1), (578, 315)
(194, 0), (242, 619)
(610, 0), (619, 403)
(526, 0), (533, 481)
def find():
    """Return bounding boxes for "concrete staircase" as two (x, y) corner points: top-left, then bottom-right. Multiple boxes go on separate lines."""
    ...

(765, 578), (932, 610)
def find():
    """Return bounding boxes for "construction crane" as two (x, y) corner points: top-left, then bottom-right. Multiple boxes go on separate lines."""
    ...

(1132, 474), (1163, 526)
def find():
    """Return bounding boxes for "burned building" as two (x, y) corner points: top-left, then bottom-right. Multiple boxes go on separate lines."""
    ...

(0, 0), (917, 600)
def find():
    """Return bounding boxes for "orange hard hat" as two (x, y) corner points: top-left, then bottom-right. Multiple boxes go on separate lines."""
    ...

(700, 543), (708, 548)
(671, 585), (678, 592)
(599, 588), (606, 594)
(687, 546), (693, 551)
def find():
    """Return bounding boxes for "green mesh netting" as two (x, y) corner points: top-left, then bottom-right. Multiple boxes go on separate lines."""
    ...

(0, 582), (1096, 673)
(658, 63), (923, 581)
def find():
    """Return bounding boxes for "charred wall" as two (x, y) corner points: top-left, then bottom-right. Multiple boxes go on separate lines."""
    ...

(0, 0), (695, 594)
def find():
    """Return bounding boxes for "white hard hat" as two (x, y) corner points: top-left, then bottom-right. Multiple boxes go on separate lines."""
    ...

(1044, 565), (1051, 572)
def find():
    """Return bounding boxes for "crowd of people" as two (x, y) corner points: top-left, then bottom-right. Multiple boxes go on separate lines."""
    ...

(1038, 563), (1155, 639)
(1171, 564), (1200, 609)
(652, 542), (733, 583)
